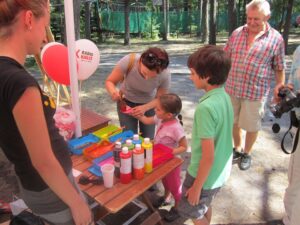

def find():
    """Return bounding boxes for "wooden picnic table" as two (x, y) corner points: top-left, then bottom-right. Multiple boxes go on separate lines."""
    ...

(62, 106), (111, 135)
(72, 155), (183, 224)
(80, 108), (111, 135)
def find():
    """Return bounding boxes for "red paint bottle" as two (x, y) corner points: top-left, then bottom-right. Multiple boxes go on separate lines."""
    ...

(120, 146), (132, 184)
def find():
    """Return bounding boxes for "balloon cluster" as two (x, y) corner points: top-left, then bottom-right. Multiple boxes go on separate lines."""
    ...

(41, 39), (100, 85)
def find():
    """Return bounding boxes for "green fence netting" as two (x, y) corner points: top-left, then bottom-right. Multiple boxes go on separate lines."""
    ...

(100, 10), (229, 34)
(99, 10), (298, 34)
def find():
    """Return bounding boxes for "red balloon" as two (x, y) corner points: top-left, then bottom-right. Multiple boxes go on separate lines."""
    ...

(42, 43), (70, 85)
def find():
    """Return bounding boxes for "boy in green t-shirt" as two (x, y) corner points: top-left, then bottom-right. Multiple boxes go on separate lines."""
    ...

(178, 45), (234, 225)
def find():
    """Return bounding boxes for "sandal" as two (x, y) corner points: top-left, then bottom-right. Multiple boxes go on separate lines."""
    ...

(164, 207), (180, 222)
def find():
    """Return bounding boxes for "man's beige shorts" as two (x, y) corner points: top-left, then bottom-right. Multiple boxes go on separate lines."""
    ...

(230, 95), (265, 132)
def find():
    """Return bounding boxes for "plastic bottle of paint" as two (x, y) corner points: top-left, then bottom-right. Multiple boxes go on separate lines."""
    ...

(132, 134), (142, 145)
(133, 144), (144, 180)
(113, 141), (122, 178)
(124, 139), (134, 151)
(142, 138), (153, 173)
(120, 147), (132, 184)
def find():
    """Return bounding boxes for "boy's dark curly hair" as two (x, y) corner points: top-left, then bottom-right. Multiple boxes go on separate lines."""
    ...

(187, 45), (231, 85)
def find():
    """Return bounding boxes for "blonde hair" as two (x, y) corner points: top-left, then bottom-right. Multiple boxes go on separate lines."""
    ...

(246, 0), (271, 17)
(0, 0), (48, 38)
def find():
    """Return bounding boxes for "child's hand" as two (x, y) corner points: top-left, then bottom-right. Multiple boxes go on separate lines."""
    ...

(131, 105), (147, 117)
(185, 185), (201, 206)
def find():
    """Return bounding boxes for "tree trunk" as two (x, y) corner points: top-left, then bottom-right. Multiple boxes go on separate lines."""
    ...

(209, 0), (217, 45)
(167, 0), (169, 36)
(84, 1), (91, 39)
(197, 0), (202, 37)
(73, 0), (81, 40)
(201, 0), (208, 43)
(94, 1), (102, 42)
(57, 0), (65, 43)
(283, 0), (294, 54)
(189, 0), (192, 37)
(124, 0), (130, 45)
(183, 0), (189, 11)
(241, 0), (250, 25)
(162, 0), (168, 40)
(237, 0), (242, 25)
(278, 0), (286, 32)
(228, 0), (237, 35)
(137, 4), (141, 38)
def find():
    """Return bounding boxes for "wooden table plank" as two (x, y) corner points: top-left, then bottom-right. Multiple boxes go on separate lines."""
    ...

(93, 178), (139, 203)
(72, 155), (87, 167)
(80, 108), (110, 135)
(101, 158), (183, 213)
(72, 154), (183, 220)
(63, 105), (111, 135)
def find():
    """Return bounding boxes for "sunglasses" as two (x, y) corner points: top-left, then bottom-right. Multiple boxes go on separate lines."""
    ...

(145, 53), (169, 68)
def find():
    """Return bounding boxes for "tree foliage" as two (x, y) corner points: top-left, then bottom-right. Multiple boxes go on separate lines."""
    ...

(50, 0), (299, 46)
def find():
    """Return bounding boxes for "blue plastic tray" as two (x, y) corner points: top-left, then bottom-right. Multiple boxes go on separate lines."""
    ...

(88, 166), (103, 177)
(88, 151), (113, 177)
(68, 133), (100, 155)
(109, 130), (134, 144)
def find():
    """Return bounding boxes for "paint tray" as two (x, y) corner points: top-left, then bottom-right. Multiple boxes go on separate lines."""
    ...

(68, 133), (100, 155)
(153, 143), (174, 168)
(93, 124), (122, 139)
(83, 140), (114, 161)
(109, 130), (134, 144)
(88, 152), (113, 177)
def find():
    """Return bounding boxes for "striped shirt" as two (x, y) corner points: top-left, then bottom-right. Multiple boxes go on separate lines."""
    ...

(224, 23), (285, 101)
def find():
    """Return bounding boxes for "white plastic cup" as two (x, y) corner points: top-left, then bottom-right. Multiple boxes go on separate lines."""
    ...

(101, 164), (115, 188)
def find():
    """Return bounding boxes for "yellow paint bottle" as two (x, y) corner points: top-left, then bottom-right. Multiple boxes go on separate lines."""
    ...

(142, 138), (153, 173)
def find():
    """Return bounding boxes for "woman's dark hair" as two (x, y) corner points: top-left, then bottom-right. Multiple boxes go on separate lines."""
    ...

(159, 93), (183, 125)
(187, 45), (231, 85)
(141, 47), (169, 73)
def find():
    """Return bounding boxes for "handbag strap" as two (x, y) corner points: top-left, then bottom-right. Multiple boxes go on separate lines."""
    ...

(281, 119), (299, 154)
(126, 53), (136, 75)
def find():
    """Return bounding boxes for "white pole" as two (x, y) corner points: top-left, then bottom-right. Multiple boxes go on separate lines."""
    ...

(64, 1), (82, 137)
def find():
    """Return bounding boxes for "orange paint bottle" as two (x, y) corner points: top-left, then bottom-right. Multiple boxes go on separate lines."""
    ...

(133, 144), (144, 180)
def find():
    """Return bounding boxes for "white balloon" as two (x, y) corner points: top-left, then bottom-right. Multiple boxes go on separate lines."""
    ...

(41, 42), (63, 61)
(75, 39), (100, 80)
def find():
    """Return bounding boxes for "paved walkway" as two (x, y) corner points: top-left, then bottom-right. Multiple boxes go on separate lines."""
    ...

(0, 39), (298, 224)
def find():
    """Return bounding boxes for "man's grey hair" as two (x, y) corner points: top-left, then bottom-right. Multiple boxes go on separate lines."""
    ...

(246, 0), (271, 16)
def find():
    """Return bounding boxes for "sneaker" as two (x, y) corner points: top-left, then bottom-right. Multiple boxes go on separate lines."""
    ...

(232, 148), (243, 164)
(239, 153), (251, 170)
(153, 197), (170, 208)
(164, 207), (180, 222)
